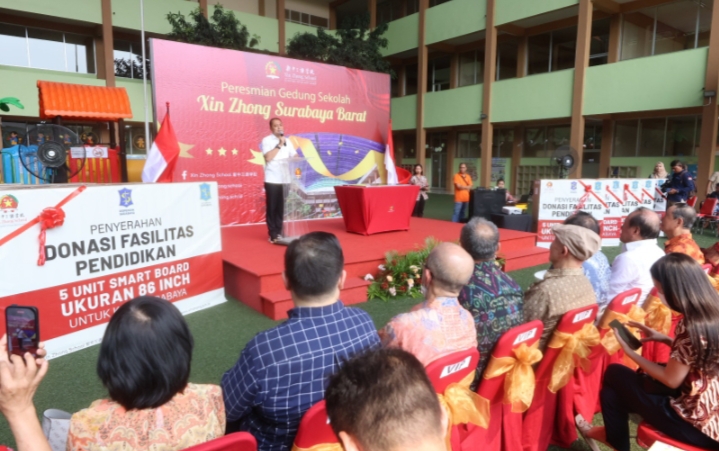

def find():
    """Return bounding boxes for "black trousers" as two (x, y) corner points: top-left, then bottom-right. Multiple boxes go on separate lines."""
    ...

(601, 364), (719, 451)
(412, 196), (426, 217)
(265, 182), (285, 239)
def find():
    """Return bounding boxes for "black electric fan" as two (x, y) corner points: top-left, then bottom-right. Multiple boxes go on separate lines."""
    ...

(549, 145), (579, 179)
(17, 124), (86, 184)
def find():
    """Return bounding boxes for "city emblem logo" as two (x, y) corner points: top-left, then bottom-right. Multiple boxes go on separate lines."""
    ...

(595, 182), (602, 191)
(646, 181), (652, 188)
(265, 61), (281, 79)
(613, 181), (620, 189)
(570, 181), (578, 191)
(632, 181), (639, 189)
(0, 194), (18, 210)
(200, 183), (212, 201)
(546, 182), (553, 187)
(119, 188), (133, 208)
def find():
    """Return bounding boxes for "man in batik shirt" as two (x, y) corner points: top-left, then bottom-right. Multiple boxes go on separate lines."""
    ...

(458, 218), (524, 384)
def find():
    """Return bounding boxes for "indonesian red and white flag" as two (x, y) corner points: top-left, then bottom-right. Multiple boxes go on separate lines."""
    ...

(385, 120), (399, 185)
(142, 104), (180, 183)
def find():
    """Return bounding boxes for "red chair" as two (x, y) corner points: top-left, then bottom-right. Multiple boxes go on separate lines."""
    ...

(574, 289), (644, 423)
(695, 197), (718, 235)
(293, 400), (338, 450)
(522, 305), (600, 451)
(461, 321), (543, 451)
(425, 348), (480, 451)
(182, 432), (257, 451)
(642, 288), (682, 365)
(637, 421), (714, 450)
(425, 348), (480, 392)
(688, 196), (698, 207)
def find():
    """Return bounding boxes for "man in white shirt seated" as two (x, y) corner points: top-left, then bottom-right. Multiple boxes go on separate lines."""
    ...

(607, 207), (664, 304)
(261, 118), (297, 243)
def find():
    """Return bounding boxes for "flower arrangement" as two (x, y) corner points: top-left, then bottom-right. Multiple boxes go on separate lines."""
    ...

(365, 237), (508, 301)
(366, 237), (439, 301)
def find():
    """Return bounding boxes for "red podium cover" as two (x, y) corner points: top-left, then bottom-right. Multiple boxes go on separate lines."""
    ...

(334, 185), (419, 235)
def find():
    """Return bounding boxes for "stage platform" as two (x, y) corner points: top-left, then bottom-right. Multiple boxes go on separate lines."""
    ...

(222, 218), (548, 320)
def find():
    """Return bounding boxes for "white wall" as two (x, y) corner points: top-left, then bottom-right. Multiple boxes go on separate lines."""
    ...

(286, 0), (330, 18)
(215, 0), (259, 15)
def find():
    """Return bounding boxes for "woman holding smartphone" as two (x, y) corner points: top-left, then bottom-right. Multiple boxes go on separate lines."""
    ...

(576, 253), (719, 451)
(410, 164), (429, 218)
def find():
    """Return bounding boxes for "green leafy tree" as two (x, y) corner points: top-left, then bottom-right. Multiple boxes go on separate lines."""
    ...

(166, 5), (258, 50)
(287, 13), (394, 76)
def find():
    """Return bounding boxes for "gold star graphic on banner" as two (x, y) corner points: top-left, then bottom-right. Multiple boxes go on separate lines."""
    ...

(231, 149), (239, 156)
(218, 147), (227, 156)
(179, 142), (195, 158)
(206, 148), (213, 155)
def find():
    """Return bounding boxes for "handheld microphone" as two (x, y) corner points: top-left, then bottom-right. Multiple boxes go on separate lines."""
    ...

(280, 132), (286, 146)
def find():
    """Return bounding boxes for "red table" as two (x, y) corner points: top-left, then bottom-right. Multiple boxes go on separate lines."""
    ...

(334, 185), (420, 235)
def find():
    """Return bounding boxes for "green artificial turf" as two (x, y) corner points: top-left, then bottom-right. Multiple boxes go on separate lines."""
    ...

(4, 194), (717, 450)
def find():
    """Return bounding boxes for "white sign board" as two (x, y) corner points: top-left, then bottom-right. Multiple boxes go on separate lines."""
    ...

(0, 182), (225, 358)
(536, 179), (605, 248)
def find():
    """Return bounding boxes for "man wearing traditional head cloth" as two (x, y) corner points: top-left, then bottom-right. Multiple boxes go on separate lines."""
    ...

(524, 224), (600, 349)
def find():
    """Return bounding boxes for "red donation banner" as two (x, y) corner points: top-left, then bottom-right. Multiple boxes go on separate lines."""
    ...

(150, 39), (392, 225)
(0, 182), (225, 358)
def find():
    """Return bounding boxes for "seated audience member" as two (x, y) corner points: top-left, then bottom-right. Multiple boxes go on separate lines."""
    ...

(705, 183), (719, 215)
(564, 212), (611, 312)
(458, 218), (523, 380)
(577, 254), (719, 451)
(325, 348), (447, 451)
(525, 224), (599, 349)
(496, 178), (516, 203)
(0, 335), (51, 451)
(381, 242), (477, 366)
(68, 297), (224, 451)
(607, 207), (664, 303)
(707, 183), (719, 200)
(661, 203), (705, 264)
(222, 232), (379, 451)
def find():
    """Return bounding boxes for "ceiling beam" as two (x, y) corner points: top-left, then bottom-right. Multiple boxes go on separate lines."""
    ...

(329, 0), (353, 8)
(497, 23), (526, 36)
(592, 0), (621, 14)
(427, 42), (456, 53)
(620, 0), (678, 13)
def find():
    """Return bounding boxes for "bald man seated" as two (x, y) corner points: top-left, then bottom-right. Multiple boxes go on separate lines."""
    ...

(380, 242), (477, 366)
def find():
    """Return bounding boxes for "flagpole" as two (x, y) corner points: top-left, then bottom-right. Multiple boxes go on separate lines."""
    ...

(140, 0), (151, 152)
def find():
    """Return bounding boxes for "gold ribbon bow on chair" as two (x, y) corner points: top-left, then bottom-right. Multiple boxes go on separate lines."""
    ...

(599, 305), (647, 355)
(546, 323), (600, 393)
(643, 295), (673, 335)
(482, 342), (543, 413)
(437, 371), (491, 430)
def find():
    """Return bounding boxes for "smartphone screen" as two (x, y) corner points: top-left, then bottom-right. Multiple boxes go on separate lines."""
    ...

(609, 319), (642, 351)
(6, 306), (39, 357)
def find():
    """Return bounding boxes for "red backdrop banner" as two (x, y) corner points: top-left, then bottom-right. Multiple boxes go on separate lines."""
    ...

(150, 39), (391, 225)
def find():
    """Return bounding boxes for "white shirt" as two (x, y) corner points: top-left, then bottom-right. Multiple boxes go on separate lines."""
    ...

(607, 239), (665, 305)
(261, 134), (297, 184)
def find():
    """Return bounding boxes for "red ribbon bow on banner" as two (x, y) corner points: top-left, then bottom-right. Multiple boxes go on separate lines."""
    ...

(0, 186), (86, 267)
(37, 207), (66, 266)
(575, 185), (593, 211)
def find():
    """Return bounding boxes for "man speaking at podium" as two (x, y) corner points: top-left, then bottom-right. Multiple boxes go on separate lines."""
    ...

(262, 117), (297, 243)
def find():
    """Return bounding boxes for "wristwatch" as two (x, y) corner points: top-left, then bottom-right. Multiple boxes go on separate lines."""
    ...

(275, 144), (281, 150)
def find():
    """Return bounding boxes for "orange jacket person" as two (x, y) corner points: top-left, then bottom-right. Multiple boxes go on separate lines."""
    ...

(452, 163), (473, 222)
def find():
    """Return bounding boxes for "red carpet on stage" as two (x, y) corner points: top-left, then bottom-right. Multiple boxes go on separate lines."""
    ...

(222, 218), (548, 320)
